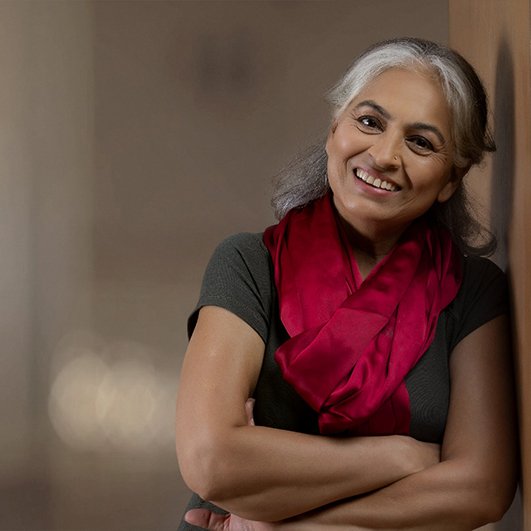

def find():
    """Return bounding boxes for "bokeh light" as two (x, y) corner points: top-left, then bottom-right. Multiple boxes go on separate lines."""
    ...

(48, 331), (176, 452)
(48, 351), (109, 451)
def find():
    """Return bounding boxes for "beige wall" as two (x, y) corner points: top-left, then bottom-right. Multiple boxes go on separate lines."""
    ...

(0, 0), (95, 480)
(1, 1), (450, 529)
(449, 1), (530, 530)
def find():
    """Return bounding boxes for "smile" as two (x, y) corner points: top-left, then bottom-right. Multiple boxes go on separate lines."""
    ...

(354, 168), (400, 192)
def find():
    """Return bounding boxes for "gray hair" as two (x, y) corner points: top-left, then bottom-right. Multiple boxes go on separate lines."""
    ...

(271, 37), (496, 255)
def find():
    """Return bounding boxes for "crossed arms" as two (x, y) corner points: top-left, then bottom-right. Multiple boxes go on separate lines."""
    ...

(176, 306), (518, 530)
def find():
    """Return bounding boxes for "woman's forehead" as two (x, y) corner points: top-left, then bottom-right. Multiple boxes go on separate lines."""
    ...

(347, 68), (452, 129)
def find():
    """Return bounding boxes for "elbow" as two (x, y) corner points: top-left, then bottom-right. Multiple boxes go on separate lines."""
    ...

(462, 473), (517, 527)
(176, 428), (235, 502)
(479, 478), (517, 524)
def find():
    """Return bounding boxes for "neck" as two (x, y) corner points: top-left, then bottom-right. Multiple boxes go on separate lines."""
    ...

(337, 217), (410, 279)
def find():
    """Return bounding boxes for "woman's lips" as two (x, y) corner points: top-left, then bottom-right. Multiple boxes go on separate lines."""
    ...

(354, 168), (400, 192)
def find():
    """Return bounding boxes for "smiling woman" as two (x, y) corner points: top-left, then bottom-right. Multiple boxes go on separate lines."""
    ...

(325, 68), (461, 266)
(175, 38), (517, 531)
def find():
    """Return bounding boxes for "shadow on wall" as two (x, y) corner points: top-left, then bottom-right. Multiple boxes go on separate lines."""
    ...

(490, 38), (515, 271)
(488, 38), (522, 531)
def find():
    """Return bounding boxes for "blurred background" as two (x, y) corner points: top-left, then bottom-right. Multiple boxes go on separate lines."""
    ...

(1, 1), (466, 529)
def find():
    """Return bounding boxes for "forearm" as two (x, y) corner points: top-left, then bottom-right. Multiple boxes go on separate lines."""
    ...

(280, 459), (512, 530)
(183, 460), (482, 531)
(275, 317), (518, 531)
(179, 425), (437, 522)
(177, 307), (436, 521)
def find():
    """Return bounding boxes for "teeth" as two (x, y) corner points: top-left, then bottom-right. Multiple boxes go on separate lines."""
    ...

(355, 169), (398, 191)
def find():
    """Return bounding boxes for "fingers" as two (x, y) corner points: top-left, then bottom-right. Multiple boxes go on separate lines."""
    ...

(184, 508), (229, 530)
(245, 398), (255, 426)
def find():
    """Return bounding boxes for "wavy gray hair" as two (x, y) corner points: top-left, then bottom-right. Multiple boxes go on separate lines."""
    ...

(271, 37), (496, 255)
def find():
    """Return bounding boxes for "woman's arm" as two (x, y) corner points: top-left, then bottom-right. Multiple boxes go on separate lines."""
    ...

(278, 315), (519, 529)
(176, 306), (440, 522)
(184, 314), (518, 530)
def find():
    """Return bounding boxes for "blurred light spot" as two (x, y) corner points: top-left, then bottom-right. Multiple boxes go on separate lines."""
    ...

(97, 358), (158, 450)
(48, 335), (176, 452)
(48, 352), (109, 450)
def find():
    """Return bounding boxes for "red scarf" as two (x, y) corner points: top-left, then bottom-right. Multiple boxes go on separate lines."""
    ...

(263, 194), (462, 436)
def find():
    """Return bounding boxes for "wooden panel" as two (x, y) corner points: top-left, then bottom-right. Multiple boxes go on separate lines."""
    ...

(449, 1), (531, 529)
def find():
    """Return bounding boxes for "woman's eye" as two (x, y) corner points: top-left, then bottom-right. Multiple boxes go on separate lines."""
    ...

(407, 136), (434, 153)
(356, 115), (382, 132)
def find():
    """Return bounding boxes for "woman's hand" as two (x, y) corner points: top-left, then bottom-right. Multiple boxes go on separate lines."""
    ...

(406, 438), (440, 473)
(184, 509), (275, 531)
(183, 509), (373, 531)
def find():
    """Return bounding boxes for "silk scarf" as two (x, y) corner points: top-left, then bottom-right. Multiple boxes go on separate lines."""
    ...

(263, 193), (462, 435)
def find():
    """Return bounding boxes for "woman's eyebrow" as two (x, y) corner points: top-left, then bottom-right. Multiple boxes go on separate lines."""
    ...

(354, 100), (390, 119)
(355, 100), (447, 145)
(409, 122), (446, 145)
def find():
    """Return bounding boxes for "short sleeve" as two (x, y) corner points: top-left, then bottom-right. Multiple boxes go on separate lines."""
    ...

(447, 255), (509, 351)
(187, 233), (274, 343)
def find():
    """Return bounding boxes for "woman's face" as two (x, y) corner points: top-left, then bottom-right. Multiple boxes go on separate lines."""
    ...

(326, 68), (460, 239)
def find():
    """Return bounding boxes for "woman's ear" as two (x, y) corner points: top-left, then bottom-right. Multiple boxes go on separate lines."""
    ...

(437, 164), (470, 203)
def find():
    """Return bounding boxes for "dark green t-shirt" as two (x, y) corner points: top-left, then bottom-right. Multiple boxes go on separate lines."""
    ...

(180, 232), (508, 529)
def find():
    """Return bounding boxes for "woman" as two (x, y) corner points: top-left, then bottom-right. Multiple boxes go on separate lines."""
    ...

(176, 37), (518, 530)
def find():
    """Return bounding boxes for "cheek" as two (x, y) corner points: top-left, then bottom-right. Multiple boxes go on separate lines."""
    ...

(407, 159), (452, 190)
(327, 126), (364, 159)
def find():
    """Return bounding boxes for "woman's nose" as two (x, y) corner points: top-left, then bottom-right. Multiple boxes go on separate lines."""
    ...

(367, 132), (401, 168)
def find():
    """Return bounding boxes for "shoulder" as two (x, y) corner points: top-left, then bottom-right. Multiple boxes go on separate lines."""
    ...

(462, 254), (506, 285)
(188, 233), (274, 342)
(212, 232), (270, 264)
(447, 255), (509, 349)
(206, 232), (272, 286)
(459, 255), (508, 309)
